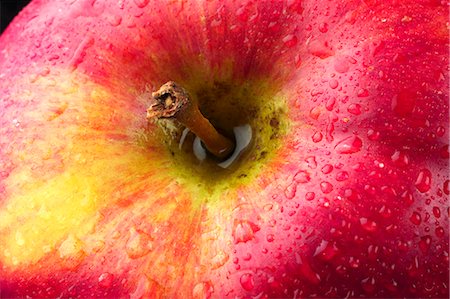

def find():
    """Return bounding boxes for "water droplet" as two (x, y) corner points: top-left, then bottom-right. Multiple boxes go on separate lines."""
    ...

(285, 182), (297, 199)
(334, 56), (351, 73)
(305, 192), (315, 201)
(318, 22), (328, 33)
(335, 171), (349, 181)
(335, 264), (348, 275)
(320, 181), (333, 194)
(360, 218), (377, 232)
(193, 281), (214, 299)
(343, 188), (361, 202)
(112, 231), (121, 239)
(432, 206), (441, 218)
(436, 126), (445, 137)
(410, 212), (422, 225)
(311, 89), (324, 97)
(321, 164), (333, 174)
(263, 204), (274, 212)
(133, 0), (149, 8)
(407, 256), (420, 277)
(312, 131), (323, 143)
(367, 129), (380, 140)
(211, 251), (229, 270)
(418, 235), (431, 254)
(233, 220), (260, 244)
(240, 273), (255, 291)
(313, 240), (339, 261)
(305, 156), (317, 169)
(69, 36), (94, 71)
(125, 228), (153, 259)
(59, 234), (83, 259)
(400, 190), (414, 205)
(435, 226), (445, 238)
(295, 252), (321, 284)
(47, 102), (68, 121)
(367, 244), (379, 260)
(325, 97), (336, 111)
(210, 15), (222, 27)
(439, 144), (448, 159)
(392, 90), (416, 116)
(349, 256), (360, 268)
(40, 67), (50, 76)
(384, 279), (398, 293)
(326, 116), (335, 140)
(107, 15), (122, 27)
(415, 169), (432, 193)
(98, 272), (114, 288)
(287, 0), (303, 14)
(294, 170), (311, 183)
(309, 106), (321, 119)
(361, 277), (376, 294)
(89, 239), (105, 253)
(15, 231), (25, 246)
(309, 40), (334, 59)
(268, 21), (280, 33)
(283, 34), (298, 48)
(334, 136), (363, 154)
(347, 103), (361, 115)
(294, 54), (302, 68)
(329, 79), (339, 89)
(397, 240), (410, 251)
(48, 54), (60, 62)
(242, 252), (252, 261)
(236, 5), (249, 22)
(378, 205), (392, 218)
(391, 150), (409, 167)
(443, 180), (449, 195)
(357, 89), (369, 97)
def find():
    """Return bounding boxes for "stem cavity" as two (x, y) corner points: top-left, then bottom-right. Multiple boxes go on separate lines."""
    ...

(147, 81), (235, 159)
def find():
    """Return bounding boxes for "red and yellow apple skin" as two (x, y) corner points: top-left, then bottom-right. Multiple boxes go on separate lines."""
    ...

(0, 0), (448, 298)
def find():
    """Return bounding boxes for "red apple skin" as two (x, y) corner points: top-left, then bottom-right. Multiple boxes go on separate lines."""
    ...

(0, 0), (448, 298)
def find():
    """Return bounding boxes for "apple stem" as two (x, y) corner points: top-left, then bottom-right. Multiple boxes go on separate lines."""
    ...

(147, 81), (235, 159)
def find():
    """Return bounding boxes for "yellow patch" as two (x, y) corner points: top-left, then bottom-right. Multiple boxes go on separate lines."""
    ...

(0, 72), (166, 267)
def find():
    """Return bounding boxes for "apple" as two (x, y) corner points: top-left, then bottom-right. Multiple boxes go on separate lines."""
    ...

(0, 0), (448, 298)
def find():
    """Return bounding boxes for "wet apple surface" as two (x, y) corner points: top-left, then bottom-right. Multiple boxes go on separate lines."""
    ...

(0, 0), (448, 298)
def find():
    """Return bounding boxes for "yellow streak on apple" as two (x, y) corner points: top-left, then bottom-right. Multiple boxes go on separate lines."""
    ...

(0, 73), (171, 267)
